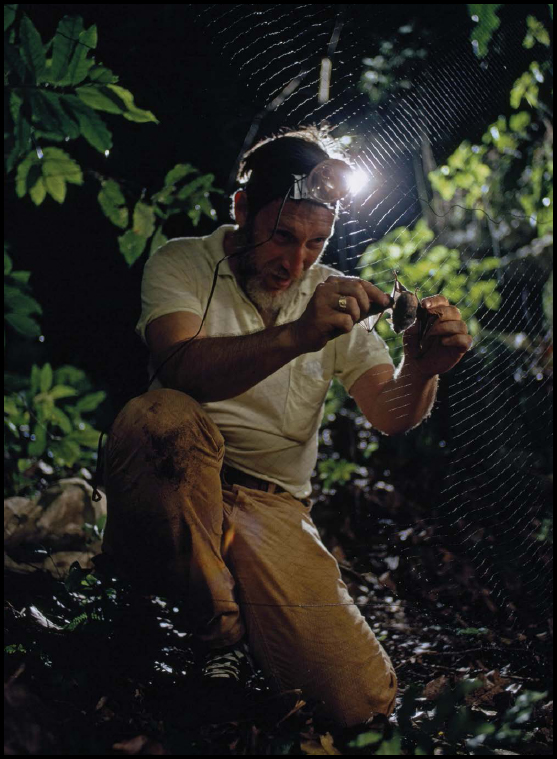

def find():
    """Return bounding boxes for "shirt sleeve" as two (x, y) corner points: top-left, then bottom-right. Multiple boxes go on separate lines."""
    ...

(334, 324), (394, 393)
(135, 240), (204, 344)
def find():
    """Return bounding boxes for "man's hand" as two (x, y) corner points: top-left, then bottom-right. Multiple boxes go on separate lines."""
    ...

(289, 275), (392, 353)
(403, 295), (472, 377)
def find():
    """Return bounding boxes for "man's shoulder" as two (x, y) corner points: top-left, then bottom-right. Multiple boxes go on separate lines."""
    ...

(310, 261), (346, 284)
(149, 225), (233, 266)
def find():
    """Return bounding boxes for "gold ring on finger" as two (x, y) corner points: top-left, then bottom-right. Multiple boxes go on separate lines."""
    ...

(338, 296), (348, 311)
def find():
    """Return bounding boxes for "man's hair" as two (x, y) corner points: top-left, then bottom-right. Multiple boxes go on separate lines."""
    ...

(234, 124), (350, 219)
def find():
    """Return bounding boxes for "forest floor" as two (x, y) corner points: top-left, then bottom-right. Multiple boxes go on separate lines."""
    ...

(4, 476), (553, 755)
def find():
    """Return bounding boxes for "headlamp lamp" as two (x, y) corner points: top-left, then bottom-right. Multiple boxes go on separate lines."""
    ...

(290, 158), (353, 209)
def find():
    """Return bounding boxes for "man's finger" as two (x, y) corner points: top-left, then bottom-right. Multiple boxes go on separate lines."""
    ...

(440, 334), (473, 351)
(421, 295), (450, 309)
(426, 320), (468, 337)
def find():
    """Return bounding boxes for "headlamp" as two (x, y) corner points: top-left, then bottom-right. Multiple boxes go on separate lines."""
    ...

(290, 158), (353, 209)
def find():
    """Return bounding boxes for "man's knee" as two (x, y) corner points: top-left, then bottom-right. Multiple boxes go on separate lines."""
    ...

(111, 388), (224, 451)
(319, 655), (397, 727)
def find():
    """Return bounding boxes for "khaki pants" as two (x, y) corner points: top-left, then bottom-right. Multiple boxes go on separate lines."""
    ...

(102, 388), (396, 726)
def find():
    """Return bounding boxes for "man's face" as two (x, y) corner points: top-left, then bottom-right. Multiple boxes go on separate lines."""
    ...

(234, 197), (335, 312)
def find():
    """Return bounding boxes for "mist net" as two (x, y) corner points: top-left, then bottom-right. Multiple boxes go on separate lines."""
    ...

(190, 5), (552, 656)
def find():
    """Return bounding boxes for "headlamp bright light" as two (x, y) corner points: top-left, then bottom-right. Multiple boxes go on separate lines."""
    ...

(290, 158), (353, 208)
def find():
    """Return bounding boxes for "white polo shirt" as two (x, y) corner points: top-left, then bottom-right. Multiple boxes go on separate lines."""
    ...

(136, 225), (393, 498)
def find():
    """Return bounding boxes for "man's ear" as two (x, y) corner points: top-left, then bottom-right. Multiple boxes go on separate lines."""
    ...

(233, 190), (249, 227)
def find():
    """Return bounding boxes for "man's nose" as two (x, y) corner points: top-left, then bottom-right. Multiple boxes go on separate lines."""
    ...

(283, 245), (305, 279)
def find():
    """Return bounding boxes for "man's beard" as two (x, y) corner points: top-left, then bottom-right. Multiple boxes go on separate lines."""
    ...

(236, 246), (307, 315)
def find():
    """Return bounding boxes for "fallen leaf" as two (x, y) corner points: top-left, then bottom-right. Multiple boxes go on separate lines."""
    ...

(301, 731), (341, 755)
(422, 675), (450, 701)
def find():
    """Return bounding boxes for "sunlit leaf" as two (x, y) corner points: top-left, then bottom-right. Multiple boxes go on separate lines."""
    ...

(149, 226), (168, 256)
(75, 391), (106, 412)
(164, 163), (197, 186)
(468, 4), (502, 58)
(98, 180), (128, 229)
(49, 385), (78, 400)
(133, 201), (156, 238)
(76, 85), (126, 115)
(107, 84), (159, 123)
(54, 438), (81, 466)
(118, 229), (147, 266)
(70, 427), (102, 448)
(40, 363), (53, 393)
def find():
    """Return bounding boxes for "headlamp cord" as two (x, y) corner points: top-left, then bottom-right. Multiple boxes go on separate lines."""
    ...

(91, 187), (293, 502)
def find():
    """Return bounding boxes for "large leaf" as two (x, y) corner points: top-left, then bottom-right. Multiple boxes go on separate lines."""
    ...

(19, 15), (46, 81)
(63, 95), (112, 153)
(118, 229), (147, 266)
(4, 287), (42, 316)
(49, 16), (84, 82)
(133, 201), (156, 238)
(107, 85), (159, 123)
(65, 25), (97, 86)
(70, 427), (102, 448)
(30, 90), (80, 139)
(40, 147), (84, 203)
(97, 180), (128, 228)
(164, 163), (197, 186)
(4, 4), (18, 32)
(54, 438), (81, 466)
(5, 312), (41, 338)
(75, 85), (126, 115)
(75, 391), (106, 412)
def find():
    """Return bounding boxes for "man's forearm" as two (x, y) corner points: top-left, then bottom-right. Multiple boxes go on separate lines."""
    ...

(373, 355), (439, 435)
(157, 324), (301, 402)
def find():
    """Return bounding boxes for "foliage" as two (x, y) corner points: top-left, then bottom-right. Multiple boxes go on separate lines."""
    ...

(4, 6), (222, 266)
(4, 246), (42, 343)
(4, 363), (106, 496)
(467, 4), (502, 58)
(359, 23), (428, 105)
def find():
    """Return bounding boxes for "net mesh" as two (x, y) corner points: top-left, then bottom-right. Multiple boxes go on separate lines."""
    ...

(191, 5), (553, 637)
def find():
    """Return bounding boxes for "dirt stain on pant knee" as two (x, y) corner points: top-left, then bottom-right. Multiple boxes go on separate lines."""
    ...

(143, 424), (194, 489)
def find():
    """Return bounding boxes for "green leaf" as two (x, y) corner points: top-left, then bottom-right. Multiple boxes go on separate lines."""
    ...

(62, 95), (112, 153)
(54, 438), (81, 466)
(51, 406), (72, 434)
(106, 84), (159, 123)
(43, 173), (66, 203)
(66, 25), (97, 86)
(468, 4), (502, 58)
(118, 229), (147, 266)
(29, 176), (47, 205)
(50, 16), (84, 81)
(4, 251), (13, 275)
(49, 385), (78, 400)
(31, 365), (41, 395)
(4, 4), (18, 32)
(19, 15), (47, 81)
(28, 423), (47, 457)
(133, 201), (156, 238)
(40, 364), (53, 393)
(150, 226), (169, 256)
(75, 391), (106, 412)
(76, 85), (126, 114)
(10, 270), (31, 285)
(88, 65), (118, 84)
(30, 90), (80, 139)
(39, 147), (83, 202)
(70, 427), (102, 448)
(164, 163), (197, 186)
(5, 312), (41, 338)
(4, 287), (42, 316)
(98, 180), (128, 228)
